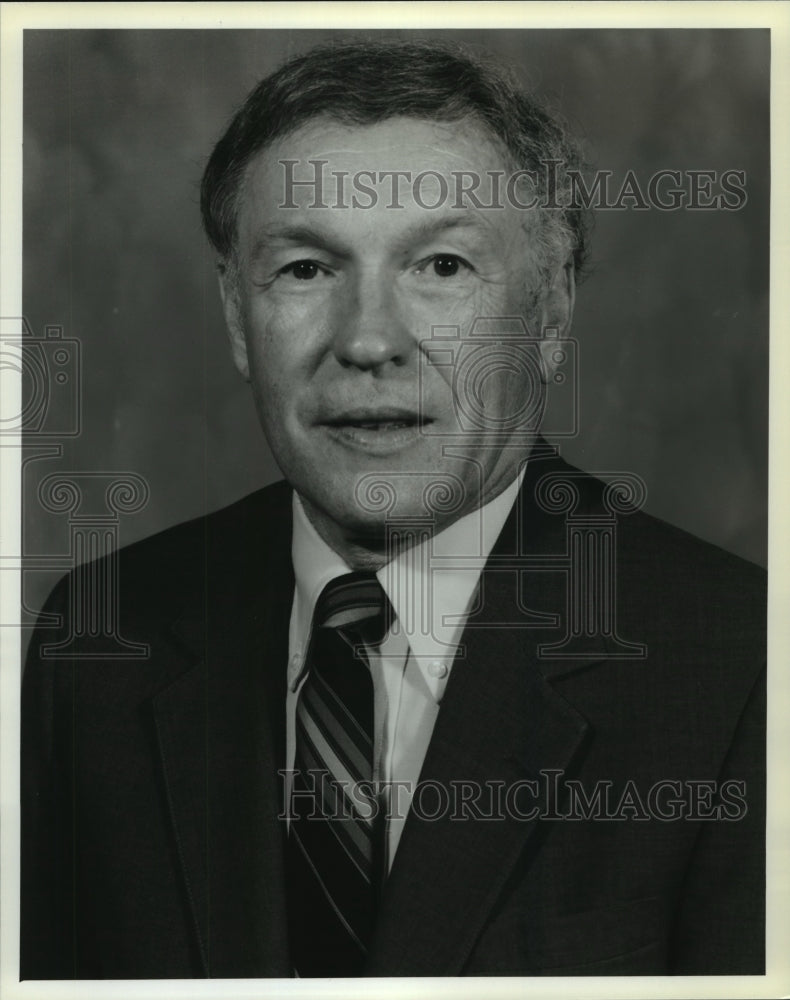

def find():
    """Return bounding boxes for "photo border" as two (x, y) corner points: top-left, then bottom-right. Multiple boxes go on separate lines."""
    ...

(2, 3), (788, 999)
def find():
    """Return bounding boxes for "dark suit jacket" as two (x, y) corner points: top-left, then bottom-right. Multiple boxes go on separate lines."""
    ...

(21, 449), (766, 978)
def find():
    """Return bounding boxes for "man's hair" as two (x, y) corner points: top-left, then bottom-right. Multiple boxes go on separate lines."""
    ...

(200, 39), (588, 291)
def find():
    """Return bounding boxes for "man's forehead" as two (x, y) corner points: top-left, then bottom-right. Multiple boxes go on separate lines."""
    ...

(233, 115), (529, 253)
(246, 114), (513, 181)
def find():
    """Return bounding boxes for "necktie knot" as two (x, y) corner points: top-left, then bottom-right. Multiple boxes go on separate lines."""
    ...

(314, 571), (391, 645)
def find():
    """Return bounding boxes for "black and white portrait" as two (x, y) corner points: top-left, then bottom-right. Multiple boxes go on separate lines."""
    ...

(2, 8), (785, 996)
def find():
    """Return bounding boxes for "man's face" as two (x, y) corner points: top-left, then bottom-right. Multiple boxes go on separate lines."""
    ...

(221, 116), (573, 560)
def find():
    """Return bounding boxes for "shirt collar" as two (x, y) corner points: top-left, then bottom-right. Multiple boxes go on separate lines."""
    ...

(288, 465), (526, 697)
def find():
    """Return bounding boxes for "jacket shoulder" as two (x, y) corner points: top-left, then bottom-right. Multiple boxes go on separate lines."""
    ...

(27, 480), (293, 658)
(536, 452), (766, 606)
(116, 479), (292, 571)
(526, 452), (766, 687)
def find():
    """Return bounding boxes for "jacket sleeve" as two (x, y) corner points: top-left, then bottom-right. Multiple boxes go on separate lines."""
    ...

(669, 664), (766, 974)
(20, 576), (77, 980)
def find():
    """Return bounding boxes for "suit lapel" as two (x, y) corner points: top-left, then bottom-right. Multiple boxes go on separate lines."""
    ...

(151, 491), (293, 977)
(367, 448), (607, 975)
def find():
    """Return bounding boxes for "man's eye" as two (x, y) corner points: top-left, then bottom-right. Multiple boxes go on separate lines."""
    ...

(280, 260), (324, 280)
(420, 255), (471, 278)
(434, 255), (461, 277)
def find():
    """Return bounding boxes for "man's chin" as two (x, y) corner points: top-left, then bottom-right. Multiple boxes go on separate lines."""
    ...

(299, 483), (467, 564)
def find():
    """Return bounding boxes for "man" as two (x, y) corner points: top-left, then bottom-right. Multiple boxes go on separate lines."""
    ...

(21, 40), (765, 978)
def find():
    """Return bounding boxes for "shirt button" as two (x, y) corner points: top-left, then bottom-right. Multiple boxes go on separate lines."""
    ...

(289, 652), (303, 672)
(428, 659), (448, 679)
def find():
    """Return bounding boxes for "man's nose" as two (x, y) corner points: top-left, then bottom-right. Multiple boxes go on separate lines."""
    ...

(330, 272), (414, 370)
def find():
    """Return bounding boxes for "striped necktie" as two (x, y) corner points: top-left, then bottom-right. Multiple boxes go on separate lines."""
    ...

(287, 572), (390, 978)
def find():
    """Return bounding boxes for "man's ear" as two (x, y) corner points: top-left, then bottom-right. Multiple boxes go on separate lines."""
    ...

(217, 262), (250, 381)
(537, 259), (576, 376)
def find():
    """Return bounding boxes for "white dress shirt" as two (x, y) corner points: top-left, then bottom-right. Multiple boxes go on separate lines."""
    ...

(286, 467), (525, 871)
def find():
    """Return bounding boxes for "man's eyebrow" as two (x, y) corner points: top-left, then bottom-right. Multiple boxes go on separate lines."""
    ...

(248, 225), (350, 263)
(247, 213), (494, 264)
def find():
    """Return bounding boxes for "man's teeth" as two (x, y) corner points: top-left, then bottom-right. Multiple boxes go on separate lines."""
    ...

(349, 420), (414, 429)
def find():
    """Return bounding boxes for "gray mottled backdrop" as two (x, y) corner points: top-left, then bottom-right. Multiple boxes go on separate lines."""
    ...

(21, 28), (769, 629)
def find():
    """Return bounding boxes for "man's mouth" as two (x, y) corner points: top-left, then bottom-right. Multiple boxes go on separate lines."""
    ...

(338, 418), (421, 431)
(320, 410), (433, 452)
(323, 409), (431, 430)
